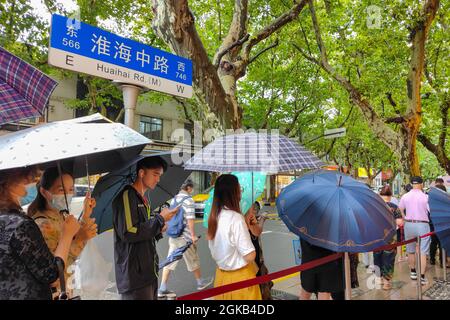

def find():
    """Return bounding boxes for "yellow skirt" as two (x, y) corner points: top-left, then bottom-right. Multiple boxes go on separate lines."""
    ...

(213, 262), (262, 300)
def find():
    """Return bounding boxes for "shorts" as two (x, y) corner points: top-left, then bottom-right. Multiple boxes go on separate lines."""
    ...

(165, 237), (200, 272)
(404, 222), (431, 255)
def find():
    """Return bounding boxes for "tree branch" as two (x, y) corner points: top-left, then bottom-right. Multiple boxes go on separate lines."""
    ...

(299, 20), (313, 56)
(213, 34), (250, 68)
(213, 0), (249, 66)
(249, 38), (279, 64)
(241, 0), (308, 63)
(294, 0), (402, 154)
(405, 0), (439, 117)
(308, 0), (328, 64)
(152, 0), (232, 128)
(438, 99), (449, 149)
(291, 43), (320, 65)
(418, 129), (450, 175)
(319, 138), (336, 159)
(417, 133), (438, 154)
(173, 96), (194, 124)
(385, 92), (401, 115)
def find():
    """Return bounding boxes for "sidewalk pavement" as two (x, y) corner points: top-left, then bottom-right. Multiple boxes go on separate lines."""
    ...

(272, 255), (450, 300)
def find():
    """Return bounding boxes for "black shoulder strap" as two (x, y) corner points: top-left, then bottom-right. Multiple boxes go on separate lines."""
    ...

(55, 258), (68, 300)
(33, 216), (48, 221)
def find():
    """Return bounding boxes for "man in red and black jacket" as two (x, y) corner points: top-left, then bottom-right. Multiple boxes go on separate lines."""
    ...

(112, 156), (177, 300)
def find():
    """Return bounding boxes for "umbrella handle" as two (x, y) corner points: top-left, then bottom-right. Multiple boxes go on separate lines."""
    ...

(78, 156), (91, 222)
(56, 161), (70, 216)
(85, 155), (91, 192)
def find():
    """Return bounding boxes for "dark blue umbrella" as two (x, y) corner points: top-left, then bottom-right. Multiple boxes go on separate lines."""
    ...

(429, 187), (450, 252)
(91, 151), (192, 233)
(276, 170), (396, 253)
(159, 240), (193, 269)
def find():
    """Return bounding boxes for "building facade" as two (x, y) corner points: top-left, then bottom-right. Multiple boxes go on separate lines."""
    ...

(0, 75), (211, 193)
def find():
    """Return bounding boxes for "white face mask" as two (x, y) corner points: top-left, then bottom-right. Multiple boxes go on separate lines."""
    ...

(50, 194), (73, 212)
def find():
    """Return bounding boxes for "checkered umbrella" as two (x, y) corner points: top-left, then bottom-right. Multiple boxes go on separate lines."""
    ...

(0, 46), (58, 125)
(184, 132), (324, 173)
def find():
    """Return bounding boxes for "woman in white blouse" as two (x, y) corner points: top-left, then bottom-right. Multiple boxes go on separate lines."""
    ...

(207, 174), (262, 300)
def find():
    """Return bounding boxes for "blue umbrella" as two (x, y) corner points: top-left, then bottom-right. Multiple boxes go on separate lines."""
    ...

(159, 240), (193, 269)
(429, 187), (450, 252)
(276, 170), (396, 253)
(91, 152), (192, 233)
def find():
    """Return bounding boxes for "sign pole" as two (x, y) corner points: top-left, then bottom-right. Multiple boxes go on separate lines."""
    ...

(416, 236), (422, 300)
(118, 83), (142, 128)
(344, 252), (352, 300)
(443, 248), (447, 282)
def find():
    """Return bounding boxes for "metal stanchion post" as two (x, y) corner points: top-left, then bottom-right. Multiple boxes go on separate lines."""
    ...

(344, 252), (352, 300)
(416, 236), (422, 300)
(443, 248), (447, 282)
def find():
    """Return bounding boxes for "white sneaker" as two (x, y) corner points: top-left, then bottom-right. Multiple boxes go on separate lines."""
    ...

(410, 270), (417, 280)
(197, 277), (214, 290)
(375, 277), (383, 286)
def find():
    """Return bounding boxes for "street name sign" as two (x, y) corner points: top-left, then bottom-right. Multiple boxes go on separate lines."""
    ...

(324, 127), (346, 139)
(48, 14), (192, 98)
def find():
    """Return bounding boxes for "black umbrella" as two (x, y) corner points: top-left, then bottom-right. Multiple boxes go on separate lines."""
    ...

(91, 151), (192, 233)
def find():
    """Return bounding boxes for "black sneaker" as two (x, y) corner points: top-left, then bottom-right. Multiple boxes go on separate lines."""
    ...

(421, 275), (428, 286)
(410, 269), (417, 280)
(158, 290), (176, 299)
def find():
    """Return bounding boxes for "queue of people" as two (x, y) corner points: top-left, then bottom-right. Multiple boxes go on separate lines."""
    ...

(0, 160), (447, 300)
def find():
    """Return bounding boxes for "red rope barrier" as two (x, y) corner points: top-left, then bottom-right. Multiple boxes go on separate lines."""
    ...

(177, 231), (436, 300)
(177, 253), (343, 300)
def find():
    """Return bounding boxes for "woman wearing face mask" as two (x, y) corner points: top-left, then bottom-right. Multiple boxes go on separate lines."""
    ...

(27, 167), (97, 297)
(0, 166), (81, 300)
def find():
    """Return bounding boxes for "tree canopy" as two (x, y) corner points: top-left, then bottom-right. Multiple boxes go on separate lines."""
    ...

(0, 0), (448, 180)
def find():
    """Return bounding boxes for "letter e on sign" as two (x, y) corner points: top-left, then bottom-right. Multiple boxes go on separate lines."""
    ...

(66, 55), (74, 66)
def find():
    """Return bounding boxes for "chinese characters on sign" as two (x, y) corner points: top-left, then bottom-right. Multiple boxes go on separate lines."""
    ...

(49, 14), (192, 98)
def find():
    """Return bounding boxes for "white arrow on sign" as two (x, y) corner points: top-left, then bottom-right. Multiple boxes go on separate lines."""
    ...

(324, 127), (346, 139)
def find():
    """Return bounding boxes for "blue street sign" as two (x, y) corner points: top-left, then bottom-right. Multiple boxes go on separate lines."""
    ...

(48, 14), (193, 98)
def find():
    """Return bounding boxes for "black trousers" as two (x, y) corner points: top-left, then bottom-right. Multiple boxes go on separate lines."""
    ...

(120, 281), (158, 300)
(430, 234), (441, 263)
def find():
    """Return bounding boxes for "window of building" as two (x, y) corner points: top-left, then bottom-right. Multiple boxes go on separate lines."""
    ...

(139, 116), (163, 140)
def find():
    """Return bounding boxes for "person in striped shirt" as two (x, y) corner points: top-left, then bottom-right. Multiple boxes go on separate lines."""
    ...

(158, 179), (213, 298)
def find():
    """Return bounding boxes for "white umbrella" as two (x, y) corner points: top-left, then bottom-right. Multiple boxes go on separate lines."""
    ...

(0, 120), (151, 177)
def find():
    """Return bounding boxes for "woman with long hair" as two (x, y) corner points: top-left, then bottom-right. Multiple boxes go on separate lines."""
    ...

(27, 167), (97, 297)
(0, 167), (80, 300)
(207, 174), (261, 300)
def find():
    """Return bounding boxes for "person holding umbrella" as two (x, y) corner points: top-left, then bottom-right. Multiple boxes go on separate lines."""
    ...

(27, 167), (97, 298)
(0, 167), (81, 300)
(112, 156), (179, 300)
